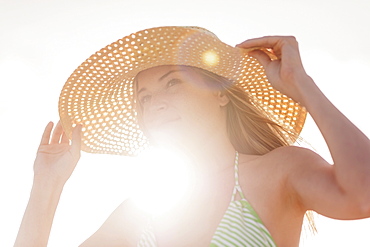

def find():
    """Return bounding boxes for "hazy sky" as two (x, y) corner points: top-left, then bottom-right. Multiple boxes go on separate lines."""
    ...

(1, 0), (370, 246)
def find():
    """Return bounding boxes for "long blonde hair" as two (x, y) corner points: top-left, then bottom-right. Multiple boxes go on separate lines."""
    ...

(190, 66), (295, 154)
(191, 66), (317, 234)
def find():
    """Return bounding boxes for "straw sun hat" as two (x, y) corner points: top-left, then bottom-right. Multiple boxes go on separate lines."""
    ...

(58, 26), (306, 156)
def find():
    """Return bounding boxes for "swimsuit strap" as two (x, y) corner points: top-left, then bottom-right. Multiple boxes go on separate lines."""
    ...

(231, 151), (245, 201)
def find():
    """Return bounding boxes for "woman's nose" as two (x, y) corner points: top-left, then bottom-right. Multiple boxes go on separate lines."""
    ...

(149, 93), (168, 112)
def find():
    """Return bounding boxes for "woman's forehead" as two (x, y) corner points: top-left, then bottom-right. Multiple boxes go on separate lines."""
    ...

(137, 65), (189, 79)
(136, 65), (193, 88)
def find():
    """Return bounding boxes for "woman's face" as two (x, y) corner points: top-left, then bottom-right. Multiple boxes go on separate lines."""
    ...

(135, 65), (229, 148)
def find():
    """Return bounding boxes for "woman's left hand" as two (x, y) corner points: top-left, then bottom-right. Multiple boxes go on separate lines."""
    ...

(236, 36), (311, 104)
(238, 37), (370, 220)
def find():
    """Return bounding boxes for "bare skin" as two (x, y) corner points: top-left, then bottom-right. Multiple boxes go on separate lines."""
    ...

(14, 121), (82, 247)
(14, 36), (370, 247)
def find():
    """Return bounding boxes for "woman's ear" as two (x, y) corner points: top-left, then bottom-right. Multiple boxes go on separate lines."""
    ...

(218, 91), (230, 107)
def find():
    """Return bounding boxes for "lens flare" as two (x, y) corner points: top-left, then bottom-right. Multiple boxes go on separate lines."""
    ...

(202, 50), (219, 67)
(130, 147), (193, 217)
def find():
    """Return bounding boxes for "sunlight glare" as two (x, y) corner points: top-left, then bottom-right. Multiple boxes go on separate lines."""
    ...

(202, 50), (219, 67)
(130, 147), (193, 217)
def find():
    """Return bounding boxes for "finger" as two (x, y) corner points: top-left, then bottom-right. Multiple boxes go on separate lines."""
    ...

(39, 121), (54, 146)
(70, 124), (82, 157)
(248, 50), (273, 69)
(60, 129), (69, 144)
(50, 121), (63, 144)
(236, 36), (284, 49)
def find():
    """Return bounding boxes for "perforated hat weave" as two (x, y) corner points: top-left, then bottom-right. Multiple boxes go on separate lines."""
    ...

(59, 26), (306, 156)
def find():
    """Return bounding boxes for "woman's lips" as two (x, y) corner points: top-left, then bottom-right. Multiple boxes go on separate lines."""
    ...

(147, 117), (181, 129)
(159, 117), (181, 126)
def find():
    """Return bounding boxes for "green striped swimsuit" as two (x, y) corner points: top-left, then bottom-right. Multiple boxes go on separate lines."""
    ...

(137, 152), (276, 246)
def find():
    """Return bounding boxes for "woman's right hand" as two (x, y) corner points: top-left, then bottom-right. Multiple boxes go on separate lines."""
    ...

(33, 121), (82, 186)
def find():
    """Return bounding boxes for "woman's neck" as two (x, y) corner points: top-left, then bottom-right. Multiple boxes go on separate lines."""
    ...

(165, 132), (237, 179)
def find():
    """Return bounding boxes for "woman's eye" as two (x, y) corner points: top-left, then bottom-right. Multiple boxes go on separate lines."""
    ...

(167, 79), (181, 88)
(140, 95), (151, 104)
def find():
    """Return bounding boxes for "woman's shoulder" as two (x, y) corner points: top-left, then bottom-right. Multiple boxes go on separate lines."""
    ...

(237, 146), (326, 214)
(249, 146), (323, 165)
(238, 146), (326, 179)
(270, 146), (327, 169)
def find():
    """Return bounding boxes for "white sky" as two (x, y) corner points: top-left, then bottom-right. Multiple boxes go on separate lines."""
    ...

(1, 0), (370, 246)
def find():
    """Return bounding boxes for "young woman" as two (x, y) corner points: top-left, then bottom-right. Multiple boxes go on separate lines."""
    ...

(14, 26), (370, 246)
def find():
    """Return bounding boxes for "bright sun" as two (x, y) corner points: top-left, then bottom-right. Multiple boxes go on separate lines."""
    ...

(130, 147), (193, 217)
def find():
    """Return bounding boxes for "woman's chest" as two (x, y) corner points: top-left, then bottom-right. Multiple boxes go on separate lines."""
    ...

(151, 180), (235, 247)
(139, 160), (287, 247)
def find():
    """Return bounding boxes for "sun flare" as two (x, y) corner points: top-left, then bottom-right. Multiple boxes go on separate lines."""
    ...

(202, 50), (219, 67)
(130, 148), (193, 217)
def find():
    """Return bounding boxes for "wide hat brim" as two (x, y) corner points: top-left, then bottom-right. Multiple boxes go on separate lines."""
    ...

(59, 26), (306, 156)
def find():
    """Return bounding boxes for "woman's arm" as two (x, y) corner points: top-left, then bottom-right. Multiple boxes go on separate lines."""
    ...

(237, 37), (370, 217)
(14, 178), (64, 246)
(79, 199), (148, 247)
(291, 72), (370, 209)
(14, 122), (82, 247)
